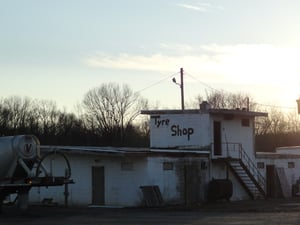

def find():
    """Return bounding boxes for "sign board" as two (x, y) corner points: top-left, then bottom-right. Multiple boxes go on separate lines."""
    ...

(150, 114), (210, 149)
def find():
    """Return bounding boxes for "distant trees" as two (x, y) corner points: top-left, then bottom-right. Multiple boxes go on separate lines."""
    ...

(0, 96), (36, 135)
(0, 96), (88, 145)
(194, 90), (257, 110)
(193, 89), (300, 152)
(1, 85), (300, 151)
(255, 107), (300, 152)
(0, 83), (149, 147)
(82, 83), (148, 146)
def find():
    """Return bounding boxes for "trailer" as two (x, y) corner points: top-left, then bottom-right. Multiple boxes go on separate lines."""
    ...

(0, 135), (73, 210)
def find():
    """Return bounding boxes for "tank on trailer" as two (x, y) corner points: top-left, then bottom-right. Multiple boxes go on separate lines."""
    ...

(0, 135), (73, 211)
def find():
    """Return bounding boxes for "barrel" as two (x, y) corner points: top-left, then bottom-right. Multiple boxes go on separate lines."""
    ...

(207, 179), (233, 202)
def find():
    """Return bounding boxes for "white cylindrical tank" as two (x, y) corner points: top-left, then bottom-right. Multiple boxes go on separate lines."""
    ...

(0, 135), (40, 178)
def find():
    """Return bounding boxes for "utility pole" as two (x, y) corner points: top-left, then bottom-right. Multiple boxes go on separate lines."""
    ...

(172, 68), (185, 110)
(180, 68), (184, 110)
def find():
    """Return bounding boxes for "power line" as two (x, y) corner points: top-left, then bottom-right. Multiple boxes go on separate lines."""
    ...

(184, 70), (297, 111)
(136, 71), (180, 94)
(254, 103), (296, 110)
(184, 72), (219, 92)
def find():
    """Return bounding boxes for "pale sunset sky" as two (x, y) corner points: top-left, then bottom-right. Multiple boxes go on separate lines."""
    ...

(1, 0), (300, 112)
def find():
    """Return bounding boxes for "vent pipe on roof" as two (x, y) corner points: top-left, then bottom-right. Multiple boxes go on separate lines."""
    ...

(200, 101), (210, 112)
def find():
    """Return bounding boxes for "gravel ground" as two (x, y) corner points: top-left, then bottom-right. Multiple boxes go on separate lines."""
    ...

(1, 198), (300, 225)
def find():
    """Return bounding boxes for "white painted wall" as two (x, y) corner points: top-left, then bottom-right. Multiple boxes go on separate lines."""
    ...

(256, 156), (300, 197)
(146, 157), (180, 203)
(30, 154), (94, 205)
(29, 153), (210, 207)
(150, 114), (210, 148)
(150, 113), (256, 160)
(211, 115), (255, 159)
(30, 154), (150, 206)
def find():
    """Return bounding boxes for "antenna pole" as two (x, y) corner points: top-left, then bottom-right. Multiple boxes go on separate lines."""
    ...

(180, 68), (184, 110)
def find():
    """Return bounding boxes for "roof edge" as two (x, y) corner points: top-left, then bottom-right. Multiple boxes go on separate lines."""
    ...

(141, 108), (268, 117)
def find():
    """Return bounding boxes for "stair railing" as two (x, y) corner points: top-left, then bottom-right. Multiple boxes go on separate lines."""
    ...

(237, 143), (266, 192)
(217, 142), (265, 193)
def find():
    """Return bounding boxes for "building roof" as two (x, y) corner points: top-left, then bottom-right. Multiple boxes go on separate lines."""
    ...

(41, 145), (210, 157)
(256, 151), (300, 159)
(141, 108), (268, 117)
(276, 146), (300, 152)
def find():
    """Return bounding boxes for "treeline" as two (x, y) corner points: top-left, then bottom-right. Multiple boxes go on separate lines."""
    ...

(195, 90), (300, 152)
(255, 108), (300, 152)
(1, 86), (300, 152)
(0, 83), (149, 146)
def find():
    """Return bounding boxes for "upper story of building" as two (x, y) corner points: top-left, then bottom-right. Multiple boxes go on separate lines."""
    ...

(141, 102), (267, 159)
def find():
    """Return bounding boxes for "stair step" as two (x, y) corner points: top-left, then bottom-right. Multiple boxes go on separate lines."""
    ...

(228, 160), (266, 199)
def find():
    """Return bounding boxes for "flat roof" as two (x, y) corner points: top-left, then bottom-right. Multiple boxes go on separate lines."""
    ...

(276, 146), (300, 151)
(141, 108), (268, 117)
(41, 145), (210, 157)
(256, 151), (300, 159)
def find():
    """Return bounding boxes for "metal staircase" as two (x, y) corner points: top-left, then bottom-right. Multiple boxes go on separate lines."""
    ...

(212, 143), (266, 199)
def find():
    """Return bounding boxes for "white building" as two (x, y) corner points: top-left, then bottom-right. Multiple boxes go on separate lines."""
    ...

(257, 146), (300, 198)
(29, 104), (269, 207)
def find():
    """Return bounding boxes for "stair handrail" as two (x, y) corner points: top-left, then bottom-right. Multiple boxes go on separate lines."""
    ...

(237, 143), (266, 191)
(219, 142), (265, 192)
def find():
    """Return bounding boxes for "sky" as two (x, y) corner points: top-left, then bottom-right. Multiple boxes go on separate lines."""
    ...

(1, 0), (300, 113)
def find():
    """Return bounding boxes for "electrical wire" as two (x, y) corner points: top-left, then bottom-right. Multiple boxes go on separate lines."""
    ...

(184, 70), (297, 111)
(136, 71), (180, 94)
(134, 68), (297, 111)
(184, 72), (219, 92)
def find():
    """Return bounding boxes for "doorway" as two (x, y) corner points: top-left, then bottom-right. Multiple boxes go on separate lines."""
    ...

(266, 164), (283, 198)
(184, 164), (201, 205)
(92, 166), (105, 205)
(213, 121), (222, 155)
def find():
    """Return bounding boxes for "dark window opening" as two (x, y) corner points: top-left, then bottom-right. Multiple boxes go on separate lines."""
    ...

(257, 162), (264, 169)
(241, 118), (250, 127)
(163, 162), (174, 170)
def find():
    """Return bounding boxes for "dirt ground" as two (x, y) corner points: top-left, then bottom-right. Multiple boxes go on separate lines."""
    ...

(2, 199), (300, 225)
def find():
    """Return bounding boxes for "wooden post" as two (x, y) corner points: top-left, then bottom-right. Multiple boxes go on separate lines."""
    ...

(180, 68), (184, 110)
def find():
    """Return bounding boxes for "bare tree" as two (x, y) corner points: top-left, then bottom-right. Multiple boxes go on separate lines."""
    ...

(194, 89), (256, 110)
(285, 111), (300, 133)
(254, 107), (288, 136)
(82, 83), (148, 145)
(36, 100), (59, 136)
(0, 96), (34, 132)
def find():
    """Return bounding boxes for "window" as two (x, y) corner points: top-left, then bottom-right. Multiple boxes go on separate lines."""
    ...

(163, 162), (173, 171)
(241, 118), (250, 127)
(201, 161), (207, 170)
(257, 162), (264, 169)
(121, 162), (133, 171)
(288, 162), (295, 168)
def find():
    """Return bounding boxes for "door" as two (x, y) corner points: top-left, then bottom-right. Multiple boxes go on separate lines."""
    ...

(266, 165), (276, 198)
(266, 164), (283, 198)
(184, 164), (201, 205)
(92, 166), (105, 205)
(213, 121), (222, 155)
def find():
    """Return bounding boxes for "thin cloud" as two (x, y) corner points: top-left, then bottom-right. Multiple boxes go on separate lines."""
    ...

(84, 52), (190, 72)
(176, 3), (210, 12)
(176, 2), (223, 12)
(83, 44), (300, 86)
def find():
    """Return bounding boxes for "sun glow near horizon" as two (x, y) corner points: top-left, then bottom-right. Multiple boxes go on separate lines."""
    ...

(84, 44), (300, 111)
